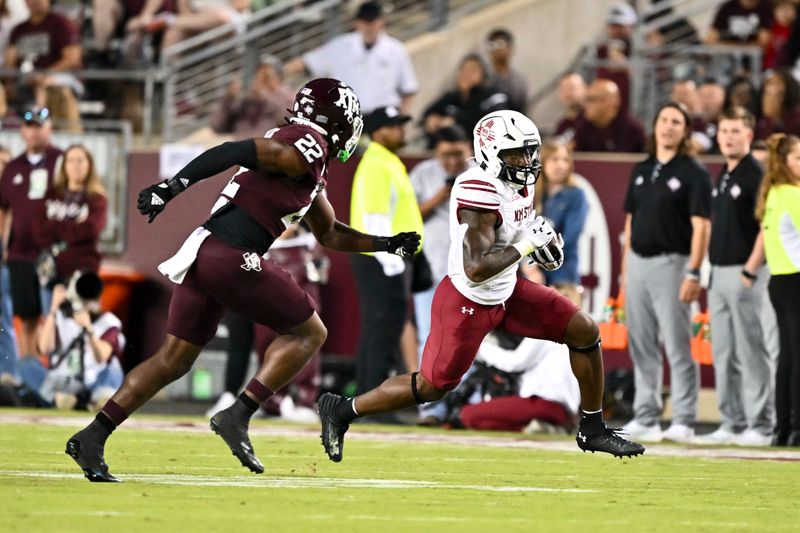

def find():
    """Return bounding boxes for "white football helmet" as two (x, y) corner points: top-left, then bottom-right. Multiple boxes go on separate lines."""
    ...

(473, 110), (542, 189)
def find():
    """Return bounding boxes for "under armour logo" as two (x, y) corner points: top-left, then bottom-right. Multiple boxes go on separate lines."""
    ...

(578, 432), (587, 443)
(241, 252), (262, 272)
(461, 307), (474, 315)
(150, 193), (164, 206)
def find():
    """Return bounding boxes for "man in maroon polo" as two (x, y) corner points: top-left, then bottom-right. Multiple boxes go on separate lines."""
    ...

(0, 107), (63, 357)
(573, 79), (645, 153)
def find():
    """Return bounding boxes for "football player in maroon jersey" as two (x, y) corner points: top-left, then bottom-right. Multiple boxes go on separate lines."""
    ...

(65, 78), (420, 482)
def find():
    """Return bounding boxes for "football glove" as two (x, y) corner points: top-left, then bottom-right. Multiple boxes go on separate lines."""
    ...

(376, 232), (421, 258)
(530, 233), (565, 271)
(512, 216), (556, 257)
(137, 182), (178, 223)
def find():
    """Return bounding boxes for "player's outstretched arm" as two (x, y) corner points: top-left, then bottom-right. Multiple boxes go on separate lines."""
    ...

(304, 194), (420, 256)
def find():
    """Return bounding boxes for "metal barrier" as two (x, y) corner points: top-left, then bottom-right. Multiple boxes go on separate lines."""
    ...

(0, 119), (132, 254)
(158, 0), (506, 141)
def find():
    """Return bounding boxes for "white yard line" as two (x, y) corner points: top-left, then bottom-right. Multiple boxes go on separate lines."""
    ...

(0, 470), (593, 492)
(2, 412), (799, 462)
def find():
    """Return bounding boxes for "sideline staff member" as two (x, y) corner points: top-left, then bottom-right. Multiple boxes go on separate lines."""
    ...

(620, 102), (712, 444)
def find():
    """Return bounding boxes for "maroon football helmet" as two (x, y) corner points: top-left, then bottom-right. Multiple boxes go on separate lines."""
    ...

(290, 78), (363, 162)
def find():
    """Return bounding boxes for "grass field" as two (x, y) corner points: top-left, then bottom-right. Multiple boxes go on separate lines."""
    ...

(1, 409), (798, 532)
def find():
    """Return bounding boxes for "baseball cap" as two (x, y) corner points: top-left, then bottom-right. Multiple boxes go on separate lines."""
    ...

(355, 1), (382, 22)
(22, 106), (50, 126)
(364, 106), (411, 134)
(607, 3), (637, 26)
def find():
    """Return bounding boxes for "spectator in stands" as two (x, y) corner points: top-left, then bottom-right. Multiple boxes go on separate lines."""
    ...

(725, 75), (760, 116)
(18, 272), (124, 410)
(350, 106), (423, 401)
(554, 71), (586, 142)
(534, 141), (588, 306)
(572, 78), (645, 153)
(485, 28), (528, 113)
(671, 79), (712, 152)
(594, 3), (637, 112)
(0, 106), (62, 359)
(206, 223), (328, 423)
(0, 0), (26, 67)
(756, 68), (800, 140)
(91, 0), (176, 65)
(0, 81), (6, 119)
(621, 102), (713, 444)
(706, 0), (772, 47)
(698, 80), (726, 152)
(422, 53), (508, 148)
(4, 0), (82, 102)
(458, 332), (580, 434)
(210, 54), (294, 138)
(157, 0), (250, 51)
(0, 144), (18, 382)
(40, 84), (82, 133)
(285, 1), (418, 114)
(756, 133), (800, 446)
(409, 125), (472, 425)
(33, 144), (107, 283)
(764, 0), (796, 70)
(696, 106), (774, 446)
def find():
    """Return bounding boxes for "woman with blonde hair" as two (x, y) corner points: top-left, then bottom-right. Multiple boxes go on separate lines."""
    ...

(757, 133), (800, 446)
(533, 141), (588, 305)
(34, 144), (107, 282)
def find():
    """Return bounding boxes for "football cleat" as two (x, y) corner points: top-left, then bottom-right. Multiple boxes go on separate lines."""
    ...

(318, 393), (350, 462)
(65, 431), (119, 482)
(576, 425), (646, 458)
(210, 409), (264, 474)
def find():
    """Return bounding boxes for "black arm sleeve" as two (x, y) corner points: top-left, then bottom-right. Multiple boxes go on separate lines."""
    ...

(165, 139), (259, 194)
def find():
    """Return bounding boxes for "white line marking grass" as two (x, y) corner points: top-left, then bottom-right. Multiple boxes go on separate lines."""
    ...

(0, 470), (593, 493)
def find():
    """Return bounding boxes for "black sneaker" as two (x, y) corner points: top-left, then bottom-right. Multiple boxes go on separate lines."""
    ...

(576, 425), (645, 458)
(210, 409), (264, 474)
(65, 431), (119, 482)
(318, 393), (350, 462)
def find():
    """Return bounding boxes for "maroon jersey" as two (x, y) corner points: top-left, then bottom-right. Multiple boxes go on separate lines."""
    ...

(0, 145), (63, 262)
(10, 13), (80, 69)
(34, 189), (107, 278)
(207, 124), (329, 248)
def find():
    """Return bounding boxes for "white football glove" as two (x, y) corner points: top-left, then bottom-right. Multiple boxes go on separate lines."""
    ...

(530, 233), (565, 271)
(511, 216), (556, 257)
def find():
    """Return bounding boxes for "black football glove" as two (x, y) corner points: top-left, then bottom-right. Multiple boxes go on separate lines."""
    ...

(137, 182), (177, 223)
(376, 232), (421, 258)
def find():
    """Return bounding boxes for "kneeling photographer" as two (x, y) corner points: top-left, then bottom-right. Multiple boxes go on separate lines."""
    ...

(17, 271), (125, 410)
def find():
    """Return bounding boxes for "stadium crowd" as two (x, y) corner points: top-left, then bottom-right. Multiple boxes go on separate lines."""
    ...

(1, 0), (800, 448)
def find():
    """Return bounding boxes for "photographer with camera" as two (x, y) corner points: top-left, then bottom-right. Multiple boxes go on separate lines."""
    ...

(17, 272), (124, 410)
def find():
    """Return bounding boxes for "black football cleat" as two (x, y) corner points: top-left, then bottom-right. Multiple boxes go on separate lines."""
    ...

(318, 393), (350, 462)
(65, 431), (119, 482)
(576, 426), (646, 458)
(210, 409), (264, 474)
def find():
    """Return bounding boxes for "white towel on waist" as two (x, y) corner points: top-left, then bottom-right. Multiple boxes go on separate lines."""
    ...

(158, 227), (212, 284)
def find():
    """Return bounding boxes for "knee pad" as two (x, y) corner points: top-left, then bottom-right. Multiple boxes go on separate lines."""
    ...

(411, 372), (425, 405)
(568, 337), (601, 353)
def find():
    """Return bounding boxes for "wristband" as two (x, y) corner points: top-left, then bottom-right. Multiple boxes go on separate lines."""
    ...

(511, 239), (535, 258)
(373, 236), (389, 252)
(741, 269), (757, 281)
(685, 268), (700, 281)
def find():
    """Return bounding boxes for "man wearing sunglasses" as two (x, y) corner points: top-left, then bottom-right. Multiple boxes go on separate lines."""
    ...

(0, 107), (62, 360)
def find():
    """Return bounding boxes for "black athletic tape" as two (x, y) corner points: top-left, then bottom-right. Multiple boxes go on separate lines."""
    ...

(568, 337), (601, 353)
(411, 372), (425, 405)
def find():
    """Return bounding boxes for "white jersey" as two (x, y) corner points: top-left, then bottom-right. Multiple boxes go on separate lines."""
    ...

(447, 166), (535, 305)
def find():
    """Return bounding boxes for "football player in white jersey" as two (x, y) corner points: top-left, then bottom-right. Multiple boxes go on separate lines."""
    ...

(319, 110), (645, 460)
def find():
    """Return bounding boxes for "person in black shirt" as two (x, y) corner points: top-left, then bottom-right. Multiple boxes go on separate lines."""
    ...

(620, 102), (712, 444)
(697, 106), (774, 446)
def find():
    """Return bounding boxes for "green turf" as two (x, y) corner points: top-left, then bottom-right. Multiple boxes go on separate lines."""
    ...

(0, 409), (797, 532)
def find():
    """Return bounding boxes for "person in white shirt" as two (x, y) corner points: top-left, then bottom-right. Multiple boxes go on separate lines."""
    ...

(285, 1), (418, 113)
(459, 331), (580, 433)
